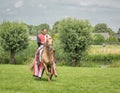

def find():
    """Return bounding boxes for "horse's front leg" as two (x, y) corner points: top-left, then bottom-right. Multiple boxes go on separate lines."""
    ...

(43, 63), (51, 81)
(43, 63), (49, 76)
(44, 64), (51, 81)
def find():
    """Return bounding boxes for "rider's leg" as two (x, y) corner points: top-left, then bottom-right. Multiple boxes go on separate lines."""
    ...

(38, 62), (44, 78)
(33, 45), (43, 77)
(33, 58), (38, 77)
(37, 45), (45, 78)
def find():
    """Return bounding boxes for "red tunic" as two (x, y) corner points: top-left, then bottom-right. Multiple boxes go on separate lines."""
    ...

(38, 34), (46, 44)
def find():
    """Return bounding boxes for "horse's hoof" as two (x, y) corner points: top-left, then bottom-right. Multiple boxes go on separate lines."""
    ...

(55, 75), (57, 77)
(50, 74), (53, 80)
(46, 73), (51, 76)
(33, 75), (38, 77)
(38, 77), (41, 79)
(48, 77), (51, 81)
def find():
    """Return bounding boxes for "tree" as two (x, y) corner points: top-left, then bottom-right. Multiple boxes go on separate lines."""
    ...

(107, 28), (115, 35)
(52, 21), (60, 35)
(93, 23), (108, 33)
(0, 21), (29, 64)
(27, 25), (37, 35)
(36, 23), (50, 34)
(93, 34), (105, 45)
(58, 18), (92, 66)
(117, 28), (120, 34)
(93, 23), (114, 35)
(51, 21), (60, 41)
(108, 36), (118, 43)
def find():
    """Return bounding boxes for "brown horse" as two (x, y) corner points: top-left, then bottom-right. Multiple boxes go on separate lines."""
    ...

(41, 35), (55, 81)
(30, 35), (57, 81)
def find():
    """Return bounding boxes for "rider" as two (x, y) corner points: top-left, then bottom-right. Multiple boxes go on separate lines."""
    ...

(37, 28), (48, 64)
(33, 28), (47, 78)
(33, 28), (57, 78)
(37, 28), (47, 48)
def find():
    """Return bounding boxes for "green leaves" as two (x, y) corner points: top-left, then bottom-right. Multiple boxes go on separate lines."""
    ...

(93, 34), (105, 45)
(0, 21), (29, 63)
(93, 23), (115, 35)
(58, 18), (92, 66)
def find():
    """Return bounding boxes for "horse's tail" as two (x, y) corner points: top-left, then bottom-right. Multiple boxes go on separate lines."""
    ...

(30, 61), (34, 71)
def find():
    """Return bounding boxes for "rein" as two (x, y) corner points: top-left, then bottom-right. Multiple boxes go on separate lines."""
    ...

(44, 43), (53, 50)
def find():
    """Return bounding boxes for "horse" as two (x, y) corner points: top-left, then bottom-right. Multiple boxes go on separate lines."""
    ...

(41, 35), (55, 81)
(30, 35), (57, 81)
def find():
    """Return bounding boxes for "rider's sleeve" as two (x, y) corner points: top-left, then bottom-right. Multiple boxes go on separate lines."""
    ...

(37, 35), (41, 47)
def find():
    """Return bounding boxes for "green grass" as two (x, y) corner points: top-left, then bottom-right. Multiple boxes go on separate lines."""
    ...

(89, 45), (120, 54)
(0, 65), (120, 93)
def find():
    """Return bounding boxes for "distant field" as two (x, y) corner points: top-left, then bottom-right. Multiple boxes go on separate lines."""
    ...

(0, 65), (120, 93)
(88, 45), (120, 54)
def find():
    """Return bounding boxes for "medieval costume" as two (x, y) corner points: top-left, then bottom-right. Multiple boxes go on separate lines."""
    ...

(33, 34), (57, 78)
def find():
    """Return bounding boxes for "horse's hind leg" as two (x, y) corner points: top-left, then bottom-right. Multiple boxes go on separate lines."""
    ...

(48, 75), (51, 81)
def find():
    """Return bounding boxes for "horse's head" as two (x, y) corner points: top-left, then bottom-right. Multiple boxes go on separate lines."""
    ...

(45, 35), (53, 50)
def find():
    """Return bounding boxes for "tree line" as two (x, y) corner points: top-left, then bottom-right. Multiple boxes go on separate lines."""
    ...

(0, 17), (120, 66)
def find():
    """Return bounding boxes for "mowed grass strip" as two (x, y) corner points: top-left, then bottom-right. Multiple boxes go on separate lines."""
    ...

(0, 64), (120, 93)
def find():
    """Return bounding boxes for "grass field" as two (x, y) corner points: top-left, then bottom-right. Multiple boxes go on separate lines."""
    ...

(88, 45), (120, 54)
(0, 65), (120, 93)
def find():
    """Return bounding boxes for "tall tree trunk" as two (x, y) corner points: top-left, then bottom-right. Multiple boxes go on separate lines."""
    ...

(72, 59), (77, 67)
(10, 50), (15, 64)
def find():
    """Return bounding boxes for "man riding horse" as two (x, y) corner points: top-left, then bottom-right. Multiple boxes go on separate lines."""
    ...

(33, 28), (57, 79)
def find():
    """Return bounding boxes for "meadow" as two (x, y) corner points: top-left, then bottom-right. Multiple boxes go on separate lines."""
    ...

(88, 45), (120, 55)
(0, 64), (120, 93)
(77, 45), (120, 67)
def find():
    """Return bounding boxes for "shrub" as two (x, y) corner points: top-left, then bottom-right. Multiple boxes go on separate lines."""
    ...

(0, 21), (29, 64)
(83, 54), (120, 65)
(58, 17), (92, 66)
(93, 34), (105, 45)
(15, 41), (37, 64)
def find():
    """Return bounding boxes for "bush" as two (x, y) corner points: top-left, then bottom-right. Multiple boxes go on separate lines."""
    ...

(53, 39), (65, 61)
(58, 17), (92, 66)
(15, 41), (37, 64)
(110, 61), (120, 67)
(0, 41), (37, 64)
(93, 34), (105, 45)
(0, 21), (29, 64)
(0, 46), (9, 64)
(83, 54), (120, 65)
(108, 36), (118, 43)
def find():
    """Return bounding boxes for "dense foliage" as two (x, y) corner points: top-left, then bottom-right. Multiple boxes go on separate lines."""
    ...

(0, 21), (29, 64)
(27, 23), (50, 35)
(58, 18), (92, 66)
(93, 23), (115, 35)
(108, 36), (118, 43)
(117, 28), (120, 34)
(93, 34), (105, 45)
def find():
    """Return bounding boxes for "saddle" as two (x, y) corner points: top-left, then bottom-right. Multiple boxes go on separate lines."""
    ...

(36, 47), (44, 66)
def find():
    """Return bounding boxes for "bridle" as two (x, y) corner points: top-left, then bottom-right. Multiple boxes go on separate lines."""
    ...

(45, 37), (53, 50)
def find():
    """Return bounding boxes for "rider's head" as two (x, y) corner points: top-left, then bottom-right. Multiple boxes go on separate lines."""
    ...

(41, 28), (47, 35)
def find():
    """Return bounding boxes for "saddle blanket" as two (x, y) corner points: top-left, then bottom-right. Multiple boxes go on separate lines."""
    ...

(33, 47), (57, 78)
